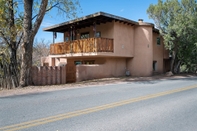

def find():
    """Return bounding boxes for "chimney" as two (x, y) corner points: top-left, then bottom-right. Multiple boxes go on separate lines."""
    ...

(138, 19), (143, 23)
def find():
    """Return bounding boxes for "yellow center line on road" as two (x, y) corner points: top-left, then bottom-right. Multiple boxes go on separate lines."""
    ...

(1, 84), (197, 131)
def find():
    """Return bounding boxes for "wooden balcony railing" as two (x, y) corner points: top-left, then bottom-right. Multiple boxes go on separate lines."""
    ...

(50, 37), (113, 55)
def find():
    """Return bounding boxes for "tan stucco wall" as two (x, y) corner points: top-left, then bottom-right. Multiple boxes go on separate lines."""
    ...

(76, 58), (126, 82)
(127, 25), (153, 76)
(41, 57), (50, 66)
(153, 33), (164, 73)
(44, 57), (67, 66)
(163, 47), (169, 59)
(113, 22), (134, 57)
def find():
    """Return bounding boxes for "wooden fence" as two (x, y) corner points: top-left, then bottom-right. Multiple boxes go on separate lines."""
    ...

(50, 37), (113, 55)
(31, 66), (66, 85)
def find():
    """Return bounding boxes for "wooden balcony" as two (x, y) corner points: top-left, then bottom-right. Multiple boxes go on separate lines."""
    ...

(50, 37), (113, 55)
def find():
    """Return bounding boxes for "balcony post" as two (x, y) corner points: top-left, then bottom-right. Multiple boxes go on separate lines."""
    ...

(70, 26), (73, 53)
(93, 22), (96, 37)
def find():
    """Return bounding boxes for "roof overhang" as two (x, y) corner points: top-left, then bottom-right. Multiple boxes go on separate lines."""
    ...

(43, 12), (138, 33)
(153, 28), (160, 34)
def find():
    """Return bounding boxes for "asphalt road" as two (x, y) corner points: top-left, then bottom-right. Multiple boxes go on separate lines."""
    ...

(0, 77), (197, 131)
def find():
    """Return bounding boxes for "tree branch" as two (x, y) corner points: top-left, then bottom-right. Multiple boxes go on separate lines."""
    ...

(16, 32), (23, 49)
(0, 31), (10, 46)
(32, 3), (59, 21)
(31, 0), (48, 38)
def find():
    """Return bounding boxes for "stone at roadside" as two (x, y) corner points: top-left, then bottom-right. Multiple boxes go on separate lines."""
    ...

(165, 71), (173, 77)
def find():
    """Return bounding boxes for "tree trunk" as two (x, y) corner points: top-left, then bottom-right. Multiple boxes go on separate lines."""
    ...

(20, 0), (48, 87)
(0, 46), (19, 89)
(19, 39), (34, 87)
(4, 0), (20, 89)
(9, 46), (19, 88)
(170, 40), (182, 74)
(19, 0), (33, 87)
(171, 50), (181, 74)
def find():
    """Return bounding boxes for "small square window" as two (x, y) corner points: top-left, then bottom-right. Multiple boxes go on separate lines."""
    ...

(84, 60), (95, 64)
(75, 61), (82, 65)
(65, 37), (69, 42)
(95, 31), (101, 37)
(157, 37), (161, 45)
(80, 32), (89, 39)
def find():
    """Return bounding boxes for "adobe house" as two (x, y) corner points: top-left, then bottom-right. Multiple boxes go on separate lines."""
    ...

(42, 12), (170, 83)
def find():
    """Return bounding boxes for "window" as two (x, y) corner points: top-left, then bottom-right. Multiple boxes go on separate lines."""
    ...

(65, 37), (69, 42)
(157, 37), (161, 45)
(83, 60), (95, 64)
(43, 63), (49, 66)
(74, 60), (95, 65)
(71, 31), (77, 40)
(80, 32), (89, 39)
(75, 61), (82, 65)
(95, 31), (101, 37)
(153, 61), (157, 71)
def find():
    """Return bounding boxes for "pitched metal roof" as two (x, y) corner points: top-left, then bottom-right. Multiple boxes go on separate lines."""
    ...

(43, 12), (139, 33)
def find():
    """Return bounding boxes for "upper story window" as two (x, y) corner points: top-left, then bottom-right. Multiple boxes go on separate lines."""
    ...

(95, 31), (101, 37)
(81, 32), (89, 39)
(65, 37), (69, 42)
(64, 31), (77, 41)
(157, 37), (161, 45)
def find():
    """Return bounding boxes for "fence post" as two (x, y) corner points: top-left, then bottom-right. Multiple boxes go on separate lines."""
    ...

(46, 66), (51, 85)
(31, 66), (38, 85)
(61, 66), (66, 84)
(37, 67), (41, 85)
(52, 66), (56, 85)
(41, 66), (46, 85)
(57, 66), (60, 84)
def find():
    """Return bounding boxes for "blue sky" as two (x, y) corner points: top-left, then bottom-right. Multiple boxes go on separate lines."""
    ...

(36, 0), (159, 43)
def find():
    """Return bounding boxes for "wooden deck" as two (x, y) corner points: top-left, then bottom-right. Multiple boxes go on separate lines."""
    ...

(50, 37), (113, 55)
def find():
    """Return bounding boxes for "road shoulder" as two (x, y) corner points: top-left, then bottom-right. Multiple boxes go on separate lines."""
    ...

(0, 74), (196, 97)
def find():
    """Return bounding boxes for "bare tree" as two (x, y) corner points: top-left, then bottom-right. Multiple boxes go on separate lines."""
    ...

(0, 0), (80, 88)
(20, 0), (80, 87)
(33, 39), (50, 66)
